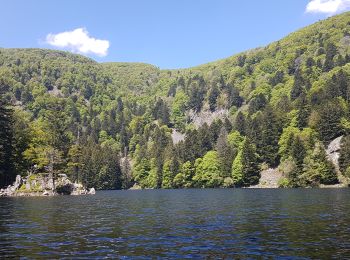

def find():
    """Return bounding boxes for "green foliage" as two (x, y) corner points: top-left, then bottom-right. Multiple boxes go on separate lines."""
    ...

(0, 94), (15, 187)
(161, 159), (174, 189)
(301, 142), (338, 186)
(2, 12), (350, 189)
(278, 126), (301, 161)
(309, 99), (345, 143)
(231, 137), (260, 187)
(173, 161), (195, 188)
(227, 130), (244, 149)
(171, 89), (189, 130)
(216, 128), (235, 177)
(339, 135), (350, 173)
(133, 158), (151, 188)
(146, 158), (158, 189)
(278, 178), (290, 188)
(193, 151), (223, 188)
(257, 106), (281, 167)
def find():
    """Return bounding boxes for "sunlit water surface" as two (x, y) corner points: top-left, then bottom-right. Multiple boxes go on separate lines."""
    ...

(0, 189), (350, 258)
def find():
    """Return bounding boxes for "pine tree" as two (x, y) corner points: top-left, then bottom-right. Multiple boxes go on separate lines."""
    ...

(325, 74), (341, 99)
(291, 68), (304, 100)
(339, 135), (350, 174)
(259, 106), (281, 167)
(161, 159), (174, 188)
(291, 136), (305, 169)
(231, 137), (260, 187)
(208, 85), (219, 112)
(295, 92), (310, 129)
(234, 111), (246, 136)
(248, 94), (267, 114)
(67, 144), (82, 183)
(288, 136), (306, 187)
(133, 158), (151, 188)
(147, 158), (160, 188)
(336, 70), (349, 101)
(216, 128), (234, 177)
(0, 96), (15, 188)
(121, 156), (133, 189)
(323, 43), (337, 72)
(301, 142), (338, 186)
(314, 100), (344, 143)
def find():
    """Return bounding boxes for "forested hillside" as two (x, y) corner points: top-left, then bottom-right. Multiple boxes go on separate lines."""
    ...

(2, 12), (350, 189)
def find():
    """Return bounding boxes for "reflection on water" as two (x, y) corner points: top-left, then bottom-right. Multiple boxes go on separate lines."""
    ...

(0, 189), (350, 258)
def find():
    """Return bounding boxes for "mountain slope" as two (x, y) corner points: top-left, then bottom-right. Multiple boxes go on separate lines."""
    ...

(1, 12), (350, 189)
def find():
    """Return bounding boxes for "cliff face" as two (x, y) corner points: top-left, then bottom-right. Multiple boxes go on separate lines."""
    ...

(326, 136), (343, 172)
(0, 174), (95, 197)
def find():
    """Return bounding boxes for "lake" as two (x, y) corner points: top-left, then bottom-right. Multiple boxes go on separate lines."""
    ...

(0, 189), (350, 258)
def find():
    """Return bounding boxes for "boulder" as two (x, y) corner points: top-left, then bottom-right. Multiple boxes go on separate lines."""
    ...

(13, 175), (22, 190)
(0, 174), (95, 197)
(129, 183), (142, 190)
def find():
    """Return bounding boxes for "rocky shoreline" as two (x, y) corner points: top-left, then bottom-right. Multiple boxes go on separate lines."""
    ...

(0, 174), (95, 197)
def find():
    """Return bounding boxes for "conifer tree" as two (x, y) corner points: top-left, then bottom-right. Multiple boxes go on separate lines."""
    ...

(0, 95), (15, 187)
(291, 68), (304, 100)
(295, 92), (310, 129)
(323, 42), (337, 72)
(234, 111), (246, 136)
(302, 142), (338, 186)
(288, 136), (306, 187)
(161, 159), (174, 189)
(339, 135), (350, 174)
(259, 106), (281, 167)
(208, 85), (219, 112)
(314, 100), (344, 143)
(216, 128), (234, 177)
(231, 137), (260, 187)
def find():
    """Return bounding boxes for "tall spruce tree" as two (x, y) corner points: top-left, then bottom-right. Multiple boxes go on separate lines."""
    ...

(231, 137), (260, 187)
(234, 111), (246, 136)
(291, 68), (304, 101)
(216, 128), (234, 177)
(302, 142), (338, 186)
(323, 42), (337, 72)
(288, 136), (306, 187)
(259, 106), (281, 167)
(0, 95), (15, 188)
(339, 135), (350, 174)
(314, 100), (344, 143)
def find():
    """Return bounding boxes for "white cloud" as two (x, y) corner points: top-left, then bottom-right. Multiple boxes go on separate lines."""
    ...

(306, 0), (350, 15)
(45, 28), (110, 57)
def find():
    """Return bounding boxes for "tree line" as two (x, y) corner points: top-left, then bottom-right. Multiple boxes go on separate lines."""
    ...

(1, 13), (350, 189)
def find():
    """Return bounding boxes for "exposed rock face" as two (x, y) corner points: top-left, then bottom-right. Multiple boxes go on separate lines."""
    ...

(0, 174), (95, 197)
(326, 136), (343, 171)
(129, 183), (142, 190)
(171, 129), (185, 144)
(187, 109), (229, 128)
(250, 168), (283, 188)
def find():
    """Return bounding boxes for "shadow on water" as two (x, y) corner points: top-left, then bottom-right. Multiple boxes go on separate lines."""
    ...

(0, 189), (350, 258)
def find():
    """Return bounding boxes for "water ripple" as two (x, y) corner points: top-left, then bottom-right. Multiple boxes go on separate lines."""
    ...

(0, 189), (350, 258)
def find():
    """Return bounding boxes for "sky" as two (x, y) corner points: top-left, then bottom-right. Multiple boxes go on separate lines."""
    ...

(1, 0), (350, 69)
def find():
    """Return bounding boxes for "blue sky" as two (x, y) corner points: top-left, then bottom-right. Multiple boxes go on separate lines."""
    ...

(1, 0), (350, 69)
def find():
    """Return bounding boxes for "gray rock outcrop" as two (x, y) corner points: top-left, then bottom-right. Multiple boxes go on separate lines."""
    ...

(326, 136), (343, 171)
(0, 174), (95, 197)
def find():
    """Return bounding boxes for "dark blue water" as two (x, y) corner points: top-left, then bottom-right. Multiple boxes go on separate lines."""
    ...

(0, 189), (350, 259)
